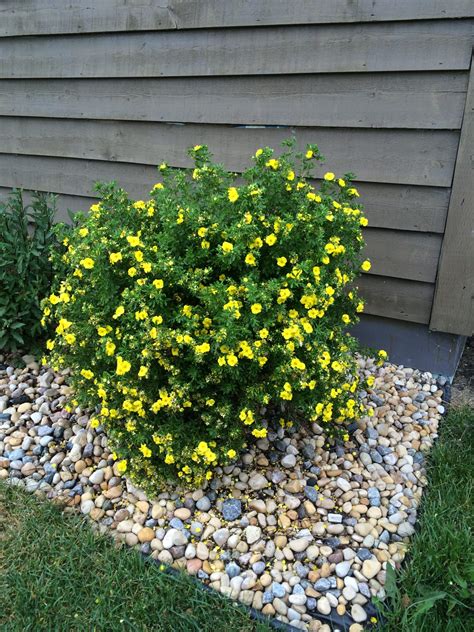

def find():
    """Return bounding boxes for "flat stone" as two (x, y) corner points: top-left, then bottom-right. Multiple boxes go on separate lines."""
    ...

(317, 596), (331, 615)
(213, 528), (230, 547)
(138, 527), (155, 543)
(248, 473), (268, 491)
(337, 477), (352, 493)
(196, 496), (211, 512)
(288, 538), (310, 553)
(281, 454), (296, 468)
(351, 604), (367, 623)
(222, 498), (242, 521)
(245, 525), (262, 544)
(335, 561), (351, 578)
(362, 558), (381, 580)
(163, 528), (188, 549)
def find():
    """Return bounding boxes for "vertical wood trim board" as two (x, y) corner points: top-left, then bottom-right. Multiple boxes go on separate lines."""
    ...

(430, 55), (474, 335)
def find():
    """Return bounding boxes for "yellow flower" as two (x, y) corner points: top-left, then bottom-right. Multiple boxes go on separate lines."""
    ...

(46, 339), (55, 350)
(138, 366), (149, 378)
(306, 192), (321, 203)
(265, 158), (279, 170)
(252, 428), (268, 438)
(127, 235), (141, 247)
(226, 354), (238, 366)
(277, 257), (287, 267)
(142, 262), (152, 273)
(201, 240), (210, 249)
(153, 182), (164, 190)
(251, 303), (262, 314)
(134, 250), (143, 262)
(116, 356), (131, 375)
(198, 227), (207, 237)
(65, 333), (76, 344)
(227, 449), (237, 458)
(286, 170), (295, 181)
(97, 327), (108, 337)
(265, 233), (277, 246)
(245, 253), (256, 266)
(324, 172), (335, 181)
(291, 358), (306, 371)
(49, 293), (60, 304)
(360, 217), (368, 227)
(195, 342), (210, 354)
(193, 145), (202, 151)
(338, 178), (346, 187)
(80, 257), (94, 269)
(205, 399), (215, 406)
(113, 305), (124, 319)
(305, 149), (314, 159)
(153, 279), (164, 289)
(259, 328), (269, 339)
(255, 148), (263, 157)
(361, 259), (371, 272)
(109, 252), (122, 264)
(342, 314), (351, 324)
(228, 187), (239, 203)
(139, 444), (152, 458)
(80, 369), (94, 380)
(116, 460), (127, 474)
(164, 454), (175, 464)
(367, 375), (375, 387)
(378, 349), (388, 360)
(221, 241), (234, 253)
(79, 227), (89, 237)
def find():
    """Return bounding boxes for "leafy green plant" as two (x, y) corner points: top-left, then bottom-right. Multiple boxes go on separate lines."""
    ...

(0, 189), (58, 351)
(43, 141), (381, 490)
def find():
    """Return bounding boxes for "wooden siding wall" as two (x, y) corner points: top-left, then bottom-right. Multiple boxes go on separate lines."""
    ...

(0, 1), (473, 331)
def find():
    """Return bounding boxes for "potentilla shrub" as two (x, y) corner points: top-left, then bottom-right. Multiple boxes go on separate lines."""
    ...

(43, 141), (379, 489)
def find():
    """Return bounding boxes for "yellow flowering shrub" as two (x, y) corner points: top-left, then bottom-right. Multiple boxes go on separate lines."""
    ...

(43, 141), (373, 489)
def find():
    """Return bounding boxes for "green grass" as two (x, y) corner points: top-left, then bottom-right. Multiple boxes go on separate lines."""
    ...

(0, 483), (271, 632)
(379, 406), (474, 632)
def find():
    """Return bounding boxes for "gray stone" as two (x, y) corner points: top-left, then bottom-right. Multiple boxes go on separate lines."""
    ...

(196, 496), (211, 512)
(248, 473), (268, 491)
(37, 425), (52, 437)
(367, 487), (381, 507)
(226, 562), (241, 578)
(281, 454), (296, 468)
(271, 582), (286, 598)
(222, 498), (242, 521)
(213, 528), (230, 547)
(314, 578), (331, 592)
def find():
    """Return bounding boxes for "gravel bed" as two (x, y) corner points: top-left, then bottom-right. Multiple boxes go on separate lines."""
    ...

(0, 354), (445, 632)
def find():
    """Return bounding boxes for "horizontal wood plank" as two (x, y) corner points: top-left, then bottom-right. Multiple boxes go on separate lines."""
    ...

(0, 72), (467, 130)
(363, 229), (441, 283)
(0, 21), (473, 78)
(1, 1), (474, 36)
(0, 155), (449, 232)
(0, 118), (459, 187)
(356, 275), (434, 323)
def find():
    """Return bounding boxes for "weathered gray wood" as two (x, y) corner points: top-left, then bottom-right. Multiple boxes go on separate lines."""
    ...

(356, 275), (434, 324)
(363, 229), (441, 283)
(355, 183), (449, 233)
(0, 117), (459, 187)
(1, 1), (474, 36)
(0, 73), (467, 130)
(430, 56), (474, 335)
(0, 155), (450, 232)
(1, 21), (473, 78)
